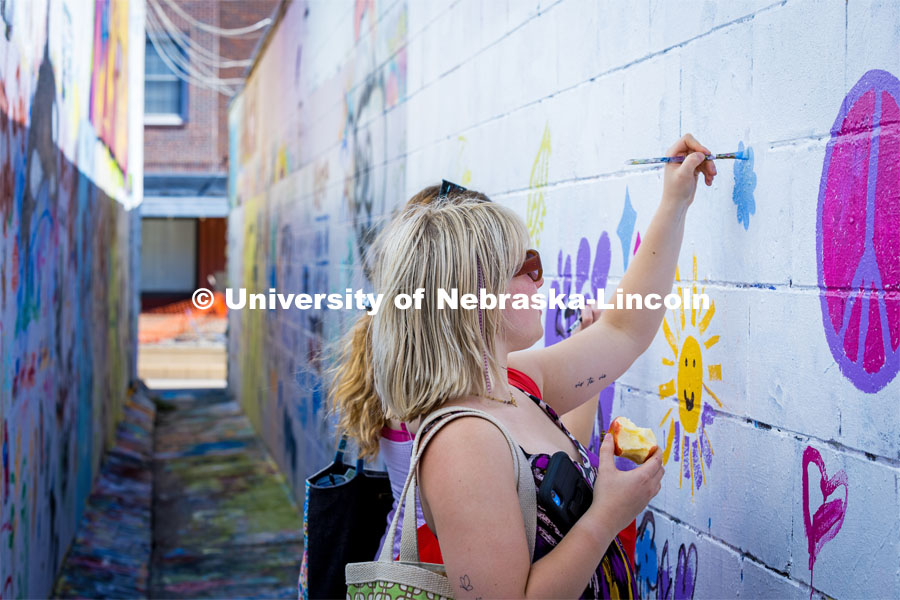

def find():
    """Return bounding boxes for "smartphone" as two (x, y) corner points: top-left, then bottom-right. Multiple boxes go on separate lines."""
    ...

(537, 451), (594, 535)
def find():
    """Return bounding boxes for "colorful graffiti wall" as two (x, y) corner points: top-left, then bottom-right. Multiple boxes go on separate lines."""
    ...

(0, 0), (142, 596)
(228, 1), (899, 596)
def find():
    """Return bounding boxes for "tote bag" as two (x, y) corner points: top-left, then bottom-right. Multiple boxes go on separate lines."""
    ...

(299, 437), (394, 599)
(345, 407), (537, 599)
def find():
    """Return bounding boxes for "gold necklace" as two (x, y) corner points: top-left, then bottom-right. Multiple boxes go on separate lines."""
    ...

(483, 389), (517, 407)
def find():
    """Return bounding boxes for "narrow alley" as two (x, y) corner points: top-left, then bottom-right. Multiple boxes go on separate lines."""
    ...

(3, 1), (900, 598)
(53, 387), (303, 599)
(150, 389), (302, 598)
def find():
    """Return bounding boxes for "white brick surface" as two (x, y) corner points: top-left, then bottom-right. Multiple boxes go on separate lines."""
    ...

(846, 0), (900, 89)
(737, 557), (808, 599)
(750, 0), (846, 144)
(227, 1), (900, 596)
(648, 0), (778, 53)
(788, 446), (900, 597)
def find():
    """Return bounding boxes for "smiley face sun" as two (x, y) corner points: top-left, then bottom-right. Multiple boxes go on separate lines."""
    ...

(657, 256), (722, 496)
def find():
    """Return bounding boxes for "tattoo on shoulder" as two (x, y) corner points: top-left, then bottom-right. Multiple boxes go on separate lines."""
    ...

(459, 575), (474, 592)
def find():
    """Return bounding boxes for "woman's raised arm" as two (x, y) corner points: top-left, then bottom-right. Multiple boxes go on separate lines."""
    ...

(511, 134), (717, 417)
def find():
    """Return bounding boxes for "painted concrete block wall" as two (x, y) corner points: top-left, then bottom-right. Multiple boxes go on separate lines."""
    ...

(0, 1), (144, 597)
(227, 1), (899, 596)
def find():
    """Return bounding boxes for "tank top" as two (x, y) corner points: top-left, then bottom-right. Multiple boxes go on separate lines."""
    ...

(418, 370), (638, 599)
(518, 391), (637, 598)
(375, 423), (428, 560)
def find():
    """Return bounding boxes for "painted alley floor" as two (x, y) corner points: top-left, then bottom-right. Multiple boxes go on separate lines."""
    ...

(54, 388), (303, 599)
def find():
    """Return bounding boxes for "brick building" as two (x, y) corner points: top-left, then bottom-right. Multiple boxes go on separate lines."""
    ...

(142, 0), (278, 309)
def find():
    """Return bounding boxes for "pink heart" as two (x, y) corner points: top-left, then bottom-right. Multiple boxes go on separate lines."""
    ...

(802, 446), (849, 579)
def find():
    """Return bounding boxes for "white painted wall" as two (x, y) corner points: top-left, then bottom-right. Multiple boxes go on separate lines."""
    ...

(228, 1), (900, 596)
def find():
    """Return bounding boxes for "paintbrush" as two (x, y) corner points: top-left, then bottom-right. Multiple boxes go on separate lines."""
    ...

(567, 316), (582, 335)
(627, 149), (749, 165)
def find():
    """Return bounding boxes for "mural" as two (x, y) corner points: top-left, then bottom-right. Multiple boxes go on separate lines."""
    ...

(338, 0), (407, 281)
(89, 0), (129, 173)
(635, 511), (699, 600)
(817, 69), (900, 393)
(228, 0), (409, 497)
(228, 2), (900, 597)
(0, 1), (139, 597)
(658, 256), (721, 495)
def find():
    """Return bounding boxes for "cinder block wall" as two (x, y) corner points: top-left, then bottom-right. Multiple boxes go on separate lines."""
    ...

(227, 1), (900, 596)
(0, 1), (142, 596)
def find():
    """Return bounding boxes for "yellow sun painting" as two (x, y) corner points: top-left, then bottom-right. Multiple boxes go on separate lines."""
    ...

(658, 256), (723, 496)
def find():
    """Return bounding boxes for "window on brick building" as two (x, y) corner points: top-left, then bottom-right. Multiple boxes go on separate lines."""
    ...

(145, 35), (188, 125)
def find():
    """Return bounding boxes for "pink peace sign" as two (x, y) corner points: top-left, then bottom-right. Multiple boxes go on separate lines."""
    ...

(817, 69), (900, 393)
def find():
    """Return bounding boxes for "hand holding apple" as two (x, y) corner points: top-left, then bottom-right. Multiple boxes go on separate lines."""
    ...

(610, 417), (659, 465)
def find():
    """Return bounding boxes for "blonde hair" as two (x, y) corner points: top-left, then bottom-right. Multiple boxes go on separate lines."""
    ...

(371, 195), (529, 422)
(327, 313), (382, 459)
(328, 185), (492, 458)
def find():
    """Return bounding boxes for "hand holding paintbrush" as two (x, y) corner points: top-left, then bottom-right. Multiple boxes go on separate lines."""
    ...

(645, 135), (720, 202)
(628, 148), (749, 165)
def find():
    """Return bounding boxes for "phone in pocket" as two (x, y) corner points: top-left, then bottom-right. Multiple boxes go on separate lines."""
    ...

(537, 451), (594, 535)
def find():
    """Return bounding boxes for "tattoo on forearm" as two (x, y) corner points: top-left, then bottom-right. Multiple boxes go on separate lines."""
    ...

(459, 575), (474, 592)
(574, 373), (607, 389)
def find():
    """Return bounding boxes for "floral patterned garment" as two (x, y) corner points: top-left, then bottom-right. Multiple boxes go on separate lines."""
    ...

(518, 390), (637, 599)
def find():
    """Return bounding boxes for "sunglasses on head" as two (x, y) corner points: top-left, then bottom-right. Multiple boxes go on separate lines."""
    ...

(439, 179), (468, 197)
(515, 249), (543, 282)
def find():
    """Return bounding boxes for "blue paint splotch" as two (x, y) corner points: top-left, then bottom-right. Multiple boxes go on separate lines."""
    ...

(732, 141), (756, 230)
(617, 188), (637, 269)
(635, 512), (658, 599)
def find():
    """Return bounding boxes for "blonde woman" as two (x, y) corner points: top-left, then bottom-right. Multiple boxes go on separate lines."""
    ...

(371, 135), (716, 598)
(328, 184), (491, 562)
(328, 181), (626, 565)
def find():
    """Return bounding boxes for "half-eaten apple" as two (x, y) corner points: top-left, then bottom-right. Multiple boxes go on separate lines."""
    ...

(610, 416), (658, 464)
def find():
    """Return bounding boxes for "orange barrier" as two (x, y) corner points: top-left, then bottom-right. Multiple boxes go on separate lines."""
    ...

(139, 293), (227, 344)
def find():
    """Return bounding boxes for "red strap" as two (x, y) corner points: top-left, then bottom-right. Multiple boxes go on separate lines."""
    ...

(396, 524), (444, 563)
(506, 367), (542, 399)
(406, 520), (635, 569)
(618, 519), (637, 571)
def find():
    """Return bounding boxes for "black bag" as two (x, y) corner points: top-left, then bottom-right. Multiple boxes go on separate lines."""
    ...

(298, 437), (394, 600)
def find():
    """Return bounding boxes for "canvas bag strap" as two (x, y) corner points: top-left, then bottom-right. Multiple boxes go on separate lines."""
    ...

(403, 408), (537, 561)
(377, 406), (537, 563)
(377, 407), (465, 562)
